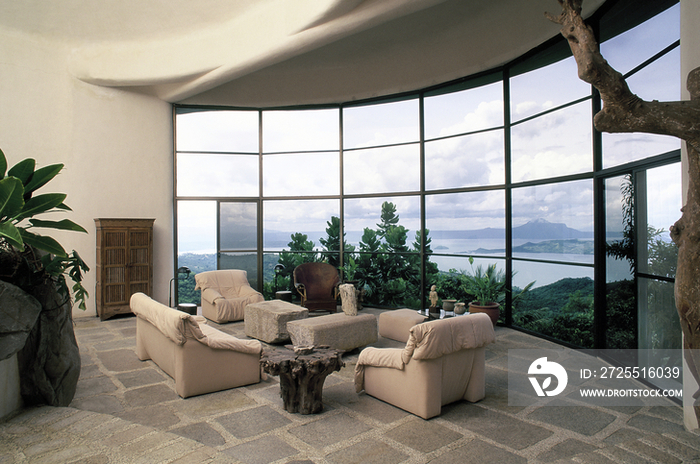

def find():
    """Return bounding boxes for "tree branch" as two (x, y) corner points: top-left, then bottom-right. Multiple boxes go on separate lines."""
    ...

(546, 0), (700, 143)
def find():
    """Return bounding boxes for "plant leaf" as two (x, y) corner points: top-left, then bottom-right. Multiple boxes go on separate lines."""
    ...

(17, 193), (67, 220)
(24, 163), (63, 196)
(0, 177), (25, 220)
(0, 221), (24, 250)
(7, 158), (35, 184)
(20, 229), (67, 257)
(29, 218), (87, 233)
(0, 149), (7, 179)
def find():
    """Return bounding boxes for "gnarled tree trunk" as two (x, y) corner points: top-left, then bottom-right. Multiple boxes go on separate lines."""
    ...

(546, 0), (700, 426)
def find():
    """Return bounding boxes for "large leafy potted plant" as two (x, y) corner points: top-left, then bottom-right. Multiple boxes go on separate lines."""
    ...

(462, 257), (534, 326)
(0, 148), (89, 407)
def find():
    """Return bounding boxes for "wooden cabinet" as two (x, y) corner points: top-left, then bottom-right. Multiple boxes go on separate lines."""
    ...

(95, 218), (154, 321)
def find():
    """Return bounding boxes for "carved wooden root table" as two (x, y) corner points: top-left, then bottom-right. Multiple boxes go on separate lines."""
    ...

(260, 345), (344, 414)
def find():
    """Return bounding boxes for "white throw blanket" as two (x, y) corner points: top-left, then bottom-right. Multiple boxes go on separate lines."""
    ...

(130, 292), (261, 354)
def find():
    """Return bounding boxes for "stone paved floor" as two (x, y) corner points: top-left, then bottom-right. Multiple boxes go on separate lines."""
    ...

(1, 308), (700, 463)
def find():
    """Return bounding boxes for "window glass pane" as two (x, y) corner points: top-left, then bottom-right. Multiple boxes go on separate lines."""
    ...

(344, 144), (420, 194)
(176, 110), (258, 153)
(263, 108), (339, 152)
(600, 4), (680, 76)
(343, 99), (419, 149)
(640, 163), (680, 277)
(604, 175), (635, 349)
(220, 202), (257, 251)
(425, 130), (504, 189)
(177, 200), (217, 305)
(511, 101), (592, 183)
(424, 82), (503, 139)
(513, 261), (595, 348)
(602, 50), (681, 169)
(512, 180), (594, 264)
(638, 279), (681, 391)
(177, 153), (258, 197)
(343, 196), (420, 249)
(510, 56), (590, 123)
(430, 256), (506, 321)
(263, 199), (339, 252)
(220, 252), (258, 290)
(625, 47), (680, 102)
(263, 152), (339, 196)
(426, 190), (505, 258)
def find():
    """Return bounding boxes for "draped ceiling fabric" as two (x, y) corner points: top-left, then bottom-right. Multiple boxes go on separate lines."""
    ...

(0, 0), (605, 108)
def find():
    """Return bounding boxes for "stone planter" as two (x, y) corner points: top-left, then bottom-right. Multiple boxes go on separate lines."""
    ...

(468, 302), (500, 326)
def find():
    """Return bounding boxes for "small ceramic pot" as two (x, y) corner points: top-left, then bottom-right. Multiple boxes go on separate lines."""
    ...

(454, 302), (466, 315)
(442, 299), (457, 312)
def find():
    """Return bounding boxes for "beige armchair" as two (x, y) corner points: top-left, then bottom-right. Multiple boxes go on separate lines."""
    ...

(194, 270), (264, 323)
(354, 313), (495, 419)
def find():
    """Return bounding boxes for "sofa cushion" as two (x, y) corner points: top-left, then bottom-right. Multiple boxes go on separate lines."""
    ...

(402, 313), (494, 363)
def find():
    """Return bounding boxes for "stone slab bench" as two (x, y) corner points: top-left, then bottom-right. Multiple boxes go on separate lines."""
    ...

(378, 308), (427, 343)
(244, 300), (308, 344)
(286, 313), (378, 352)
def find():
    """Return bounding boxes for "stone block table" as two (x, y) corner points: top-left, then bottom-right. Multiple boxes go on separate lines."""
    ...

(286, 313), (377, 352)
(244, 300), (308, 344)
(378, 308), (427, 343)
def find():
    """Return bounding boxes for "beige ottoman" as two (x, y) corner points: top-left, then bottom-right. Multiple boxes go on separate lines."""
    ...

(378, 309), (427, 343)
(287, 313), (378, 352)
(244, 300), (308, 344)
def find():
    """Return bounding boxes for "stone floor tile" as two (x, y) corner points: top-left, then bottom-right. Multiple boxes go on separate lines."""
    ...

(101, 424), (154, 447)
(323, 383), (408, 423)
(603, 445), (656, 463)
(116, 404), (182, 429)
(223, 435), (299, 464)
(96, 348), (144, 372)
(626, 414), (686, 434)
(73, 376), (118, 399)
(116, 367), (167, 388)
(288, 412), (372, 448)
(383, 417), (463, 453)
(430, 438), (527, 464)
(123, 383), (180, 407)
(171, 388), (258, 419)
(171, 421), (226, 447)
(216, 405), (291, 439)
(624, 440), (682, 464)
(527, 405), (616, 436)
(536, 438), (598, 463)
(70, 393), (124, 414)
(441, 403), (553, 450)
(326, 438), (409, 464)
(603, 427), (645, 444)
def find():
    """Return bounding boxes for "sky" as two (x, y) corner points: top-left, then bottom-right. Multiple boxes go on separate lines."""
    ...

(175, 4), (682, 261)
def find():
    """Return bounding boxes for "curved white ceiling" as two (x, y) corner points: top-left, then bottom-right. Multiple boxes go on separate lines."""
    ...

(0, 0), (606, 107)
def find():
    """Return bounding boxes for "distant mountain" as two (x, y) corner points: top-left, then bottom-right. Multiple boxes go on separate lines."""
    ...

(430, 219), (591, 241)
(513, 218), (592, 240)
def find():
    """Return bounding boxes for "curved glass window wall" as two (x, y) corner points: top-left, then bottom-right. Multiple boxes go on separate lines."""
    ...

(174, 2), (681, 358)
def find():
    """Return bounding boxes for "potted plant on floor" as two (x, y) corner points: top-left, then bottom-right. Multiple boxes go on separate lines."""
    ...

(462, 257), (534, 326)
(0, 148), (89, 407)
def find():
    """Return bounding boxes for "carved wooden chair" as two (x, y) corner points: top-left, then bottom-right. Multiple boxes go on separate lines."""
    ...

(293, 262), (340, 313)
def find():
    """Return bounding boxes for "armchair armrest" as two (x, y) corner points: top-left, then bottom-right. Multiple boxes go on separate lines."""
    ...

(201, 288), (223, 305)
(354, 347), (405, 392)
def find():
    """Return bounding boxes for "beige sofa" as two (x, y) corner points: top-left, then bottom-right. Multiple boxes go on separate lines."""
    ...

(354, 313), (495, 419)
(131, 292), (262, 398)
(194, 270), (264, 323)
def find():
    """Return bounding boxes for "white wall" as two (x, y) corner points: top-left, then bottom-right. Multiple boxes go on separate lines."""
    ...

(0, 31), (174, 319)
